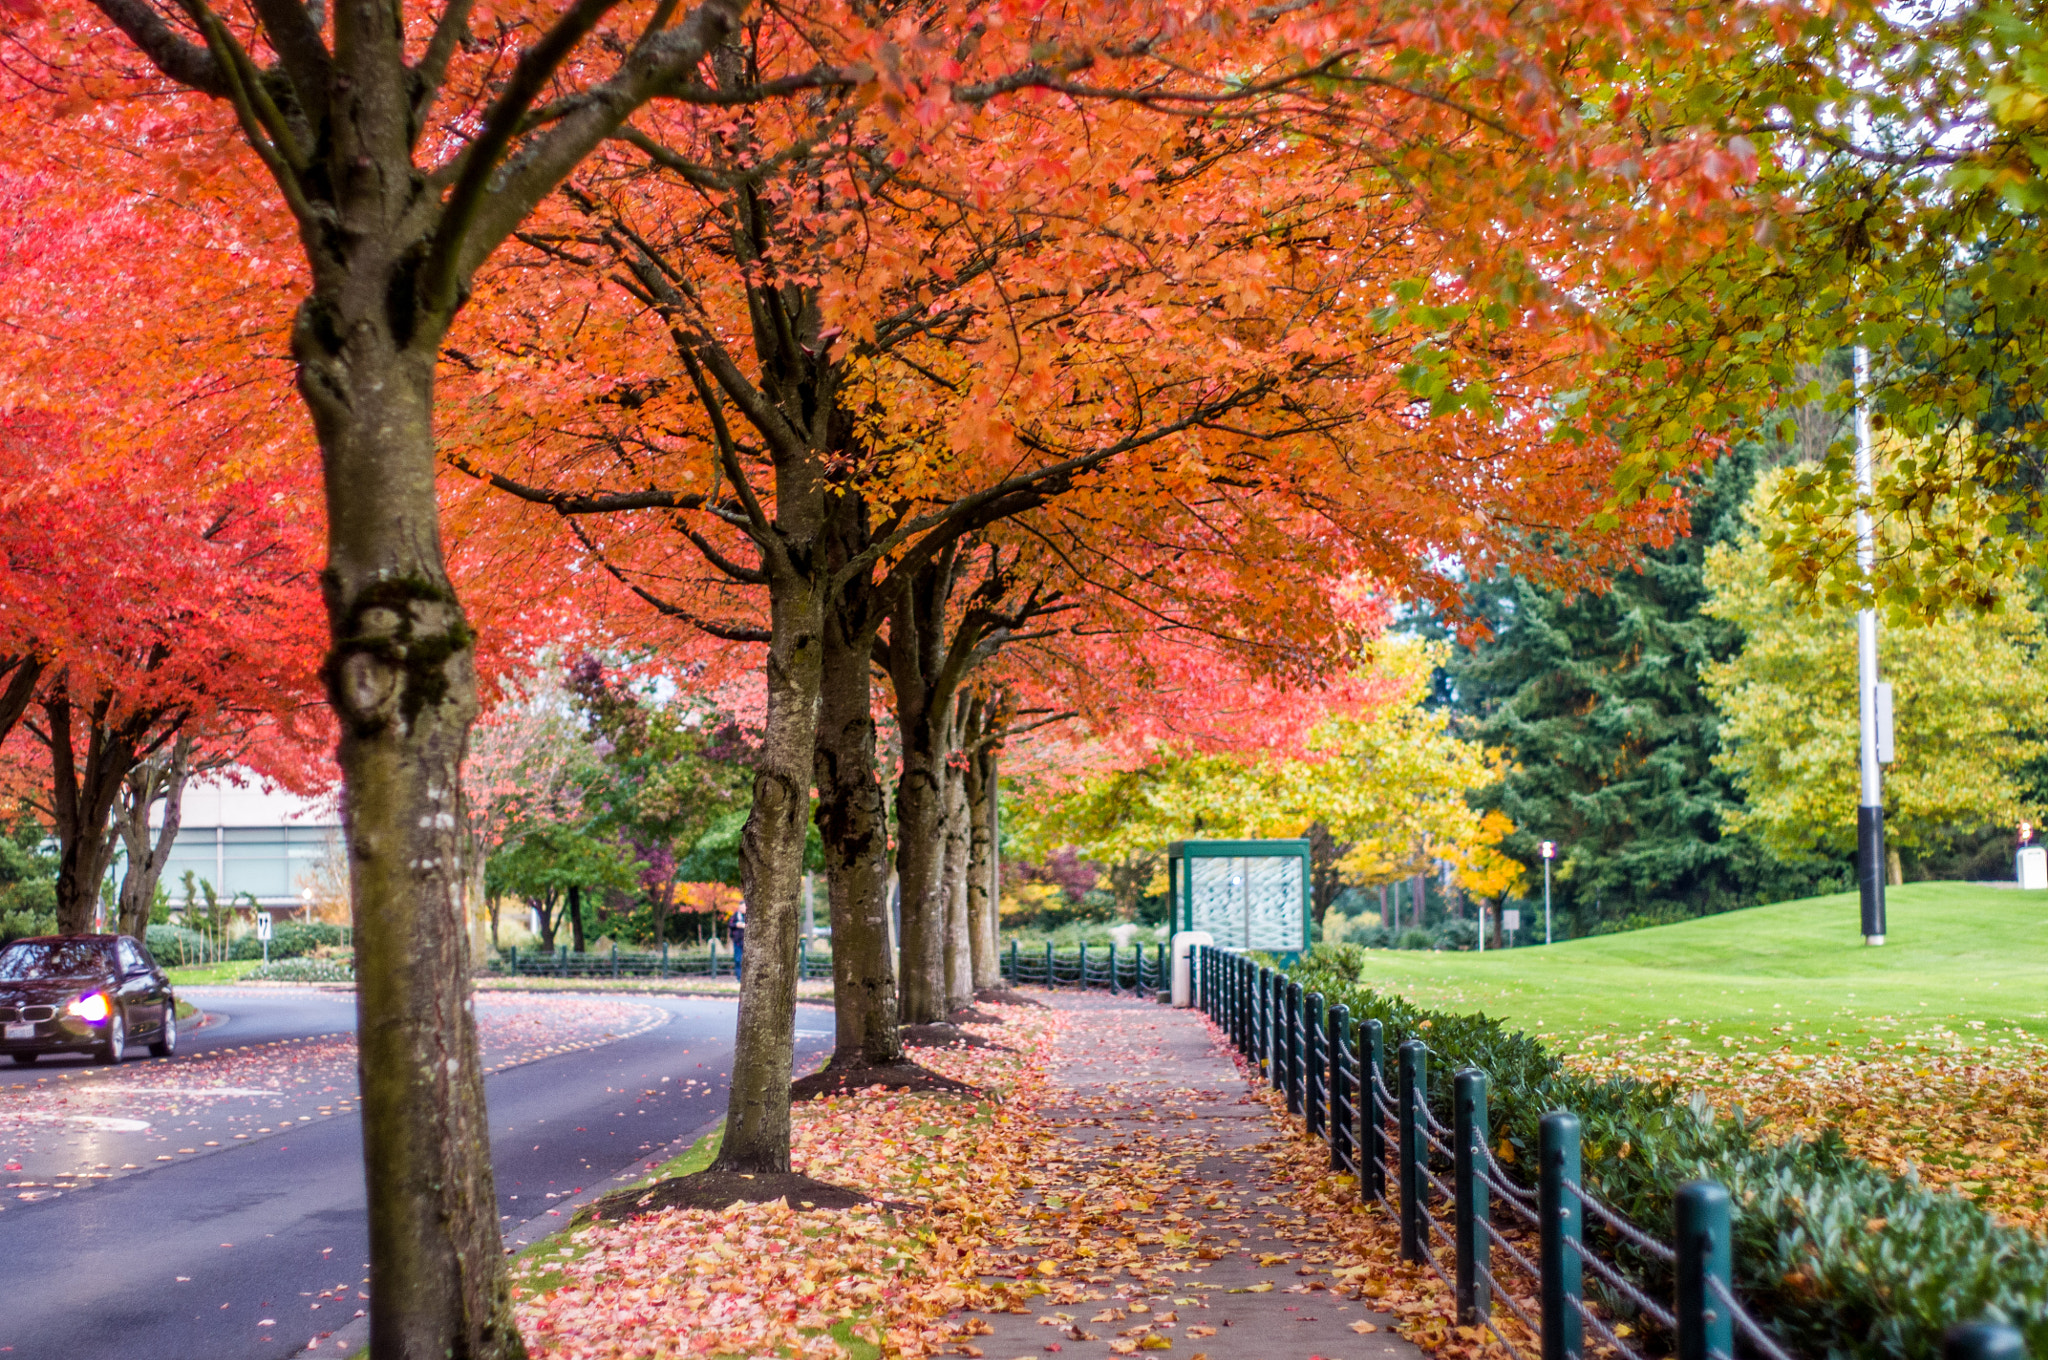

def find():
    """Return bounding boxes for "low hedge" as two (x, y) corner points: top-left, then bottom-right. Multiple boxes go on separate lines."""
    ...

(244, 956), (354, 982)
(1289, 944), (2048, 1360)
(228, 921), (351, 961)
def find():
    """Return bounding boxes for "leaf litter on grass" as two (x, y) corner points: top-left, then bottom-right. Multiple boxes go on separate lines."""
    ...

(1569, 1028), (2048, 1232)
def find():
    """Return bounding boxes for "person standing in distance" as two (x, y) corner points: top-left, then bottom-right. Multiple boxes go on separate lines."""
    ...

(729, 908), (746, 979)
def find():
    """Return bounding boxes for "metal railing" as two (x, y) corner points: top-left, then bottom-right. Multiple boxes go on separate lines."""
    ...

(485, 939), (833, 981)
(1000, 939), (1169, 995)
(1192, 946), (2031, 1360)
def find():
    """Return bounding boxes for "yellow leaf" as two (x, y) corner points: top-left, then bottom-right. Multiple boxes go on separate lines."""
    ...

(1351, 1321), (1379, 1334)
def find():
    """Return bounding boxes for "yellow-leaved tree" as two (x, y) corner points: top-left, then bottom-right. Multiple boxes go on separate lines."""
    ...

(1010, 641), (1522, 926)
(1704, 468), (2048, 877)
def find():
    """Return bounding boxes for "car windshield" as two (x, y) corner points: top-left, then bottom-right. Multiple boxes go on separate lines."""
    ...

(0, 940), (113, 981)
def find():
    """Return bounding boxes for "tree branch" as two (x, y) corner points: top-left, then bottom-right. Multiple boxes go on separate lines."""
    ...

(444, 450), (706, 514)
(563, 517), (770, 642)
(85, 0), (230, 97)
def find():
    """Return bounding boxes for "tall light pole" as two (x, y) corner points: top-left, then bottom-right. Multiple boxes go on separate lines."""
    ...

(1540, 840), (1555, 945)
(1855, 347), (1888, 946)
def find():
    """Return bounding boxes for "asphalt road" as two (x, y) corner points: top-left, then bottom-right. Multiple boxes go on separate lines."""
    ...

(0, 988), (833, 1360)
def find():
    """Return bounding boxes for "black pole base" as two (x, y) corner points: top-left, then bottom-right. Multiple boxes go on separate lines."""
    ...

(1858, 804), (1887, 944)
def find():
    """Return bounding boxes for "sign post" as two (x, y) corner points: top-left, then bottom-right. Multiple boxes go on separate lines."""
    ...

(1539, 842), (1556, 946)
(1854, 346), (1888, 946)
(256, 910), (273, 966)
(1503, 908), (1521, 947)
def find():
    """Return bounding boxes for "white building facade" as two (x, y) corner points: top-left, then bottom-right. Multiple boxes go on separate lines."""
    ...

(155, 776), (342, 913)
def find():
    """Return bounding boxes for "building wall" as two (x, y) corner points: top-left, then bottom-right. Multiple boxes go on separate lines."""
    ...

(154, 775), (342, 912)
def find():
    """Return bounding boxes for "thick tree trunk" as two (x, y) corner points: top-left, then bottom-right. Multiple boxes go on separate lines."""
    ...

(115, 736), (192, 939)
(942, 750), (973, 1012)
(966, 744), (999, 991)
(716, 565), (825, 1172)
(301, 322), (522, 1359)
(813, 567), (900, 1066)
(43, 686), (144, 935)
(894, 746), (949, 1024)
(568, 885), (586, 953)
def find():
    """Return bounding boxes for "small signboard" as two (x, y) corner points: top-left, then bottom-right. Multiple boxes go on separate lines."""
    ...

(255, 912), (273, 942)
(1167, 840), (1311, 958)
(1503, 909), (1521, 933)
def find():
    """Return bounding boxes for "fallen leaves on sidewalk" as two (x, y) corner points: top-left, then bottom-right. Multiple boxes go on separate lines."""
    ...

(513, 1004), (1057, 1357)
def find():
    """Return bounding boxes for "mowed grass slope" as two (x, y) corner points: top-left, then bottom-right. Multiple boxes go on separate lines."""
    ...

(1345, 882), (2048, 1055)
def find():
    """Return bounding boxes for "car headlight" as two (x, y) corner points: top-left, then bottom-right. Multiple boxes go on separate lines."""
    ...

(67, 993), (111, 1023)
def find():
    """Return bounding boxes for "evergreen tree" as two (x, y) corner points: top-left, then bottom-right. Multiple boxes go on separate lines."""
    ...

(1447, 448), (1850, 935)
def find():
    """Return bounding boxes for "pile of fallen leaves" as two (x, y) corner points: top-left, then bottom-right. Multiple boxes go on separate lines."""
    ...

(513, 1005), (1056, 1358)
(1571, 1033), (2048, 1233)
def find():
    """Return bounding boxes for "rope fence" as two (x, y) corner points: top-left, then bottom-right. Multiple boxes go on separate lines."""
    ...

(485, 939), (833, 981)
(999, 939), (1169, 996)
(1189, 945), (2031, 1360)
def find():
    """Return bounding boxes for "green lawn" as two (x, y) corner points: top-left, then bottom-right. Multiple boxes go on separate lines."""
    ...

(165, 958), (265, 985)
(1345, 882), (2048, 1055)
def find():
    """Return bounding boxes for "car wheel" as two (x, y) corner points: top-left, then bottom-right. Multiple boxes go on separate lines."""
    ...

(149, 1006), (177, 1058)
(8, 1052), (34, 1065)
(96, 1012), (126, 1065)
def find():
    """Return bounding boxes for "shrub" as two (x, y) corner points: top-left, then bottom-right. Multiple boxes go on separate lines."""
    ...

(1, 908), (56, 946)
(1287, 945), (2048, 1359)
(229, 921), (351, 961)
(145, 924), (211, 963)
(1394, 926), (1434, 951)
(245, 956), (354, 983)
(1431, 918), (1480, 951)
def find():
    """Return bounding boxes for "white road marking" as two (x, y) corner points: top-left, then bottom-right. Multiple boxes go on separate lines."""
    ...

(61, 1087), (283, 1098)
(9, 1113), (152, 1132)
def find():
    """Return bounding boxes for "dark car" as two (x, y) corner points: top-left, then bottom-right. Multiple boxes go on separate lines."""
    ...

(0, 934), (178, 1066)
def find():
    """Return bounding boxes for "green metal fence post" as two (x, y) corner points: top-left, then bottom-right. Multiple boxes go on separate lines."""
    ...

(508, 945), (518, 976)
(1304, 991), (1326, 1140)
(659, 938), (666, 978)
(1362, 1018), (1386, 1202)
(799, 938), (809, 981)
(1008, 939), (1018, 984)
(1944, 1325), (2029, 1360)
(1674, 1180), (1731, 1360)
(1235, 955), (1248, 1050)
(1398, 1038), (1427, 1263)
(1044, 939), (1054, 986)
(1454, 1068), (1490, 1325)
(1107, 942), (1118, 995)
(1262, 967), (1277, 1083)
(1077, 940), (1087, 989)
(612, 941), (619, 979)
(1277, 987), (1294, 1114)
(1328, 1003), (1352, 1173)
(1223, 952), (1235, 1041)
(1539, 1111), (1583, 1360)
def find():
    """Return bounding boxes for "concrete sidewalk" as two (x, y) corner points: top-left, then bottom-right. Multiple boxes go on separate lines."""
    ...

(948, 992), (1422, 1360)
